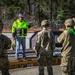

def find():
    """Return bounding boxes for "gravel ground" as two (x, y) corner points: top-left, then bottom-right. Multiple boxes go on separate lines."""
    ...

(0, 65), (62, 75)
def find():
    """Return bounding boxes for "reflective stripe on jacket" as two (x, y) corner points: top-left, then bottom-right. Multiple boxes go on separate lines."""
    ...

(12, 19), (28, 38)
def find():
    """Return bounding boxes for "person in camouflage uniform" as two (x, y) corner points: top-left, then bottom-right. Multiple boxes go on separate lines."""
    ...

(57, 19), (75, 75)
(35, 20), (55, 75)
(0, 20), (11, 75)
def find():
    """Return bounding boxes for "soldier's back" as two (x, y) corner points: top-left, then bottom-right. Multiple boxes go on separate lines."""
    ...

(38, 30), (54, 53)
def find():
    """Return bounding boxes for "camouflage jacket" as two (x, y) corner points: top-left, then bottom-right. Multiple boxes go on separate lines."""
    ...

(0, 34), (11, 56)
(57, 28), (75, 57)
(35, 29), (55, 56)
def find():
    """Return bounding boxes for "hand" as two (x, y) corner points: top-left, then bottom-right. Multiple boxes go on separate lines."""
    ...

(28, 22), (32, 25)
(13, 37), (16, 40)
(33, 47), (37, 55)
(28, 22), (31, 28)
(12, 37), (16, 43)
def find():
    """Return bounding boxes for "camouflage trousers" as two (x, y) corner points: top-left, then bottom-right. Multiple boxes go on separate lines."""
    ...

(37, 53), (53, 75)
(61, 56), (75, 75)
(0, 57), (10, 75)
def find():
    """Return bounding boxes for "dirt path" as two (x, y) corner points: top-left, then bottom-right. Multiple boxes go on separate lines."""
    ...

(7, 65), (61, 75)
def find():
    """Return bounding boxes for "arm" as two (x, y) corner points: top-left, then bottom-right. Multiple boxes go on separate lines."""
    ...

(12, 21), (16, 40)
(4, 35), (12, 49)
(28, 22), (31, 28)
(57, 32), (65, 44)
(50, 32), (55, 51)
(25, 21), (31, 29)
(35, 33), (41, 56)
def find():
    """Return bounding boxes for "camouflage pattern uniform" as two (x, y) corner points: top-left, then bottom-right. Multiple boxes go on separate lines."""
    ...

(57, 19), (75, 75)
(0, 20), (11, 75)
(35, 20), (55, 75)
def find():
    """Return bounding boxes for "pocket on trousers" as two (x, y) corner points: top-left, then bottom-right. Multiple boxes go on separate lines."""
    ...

(61, 57), (69, 72)
(69, 57), (75, 71)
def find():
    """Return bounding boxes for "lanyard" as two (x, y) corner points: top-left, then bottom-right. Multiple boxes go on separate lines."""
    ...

(68, 28), (75, 35)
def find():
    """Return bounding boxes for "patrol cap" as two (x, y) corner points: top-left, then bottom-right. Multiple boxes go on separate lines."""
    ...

(18, 12), (24, 18)
(41, 20), (49, 26)
(64, 19), (74, 26)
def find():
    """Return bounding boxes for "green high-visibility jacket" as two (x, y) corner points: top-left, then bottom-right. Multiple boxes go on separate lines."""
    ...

(12, 19), (29, 38)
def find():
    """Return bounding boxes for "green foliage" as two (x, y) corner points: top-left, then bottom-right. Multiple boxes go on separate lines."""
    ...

(56, 7), (71, 21)
(0, 0), (26, 19)
(7, 6), (21, 19)
(19, 0), (25, 3)
(0, 0), (75, 21)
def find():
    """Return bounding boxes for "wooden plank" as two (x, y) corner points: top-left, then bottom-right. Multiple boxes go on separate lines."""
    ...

(9, 57), (61, 69)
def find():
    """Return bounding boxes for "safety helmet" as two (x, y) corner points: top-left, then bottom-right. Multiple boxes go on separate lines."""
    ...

(41, 20), (49, 26)
(18, 12), (24, 17)
(64, 19), (74, 26)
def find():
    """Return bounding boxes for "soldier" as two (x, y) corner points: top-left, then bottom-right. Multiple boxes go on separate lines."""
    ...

(57, 19), (75, 75)
(35, 20), (55, 75)
(0, 20), (11, 75)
